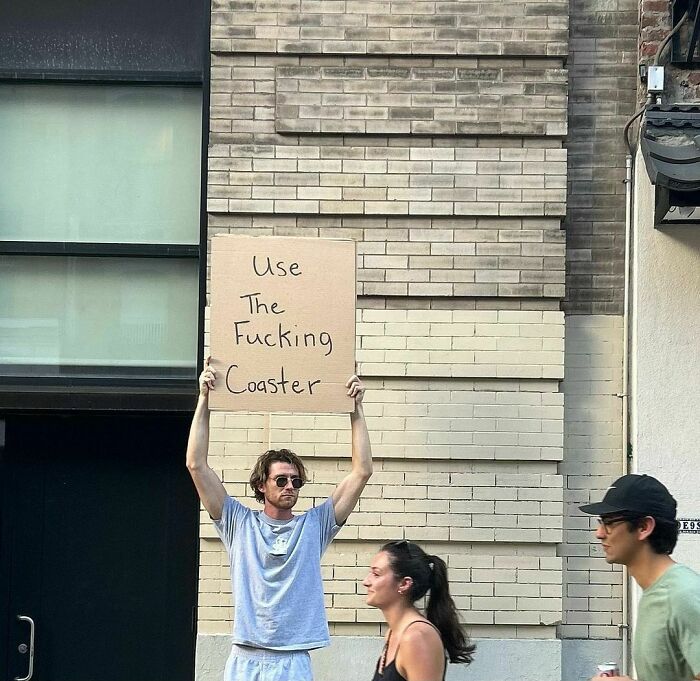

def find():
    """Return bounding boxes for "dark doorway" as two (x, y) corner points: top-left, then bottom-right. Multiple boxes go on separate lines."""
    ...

(0, 414), (198, 681)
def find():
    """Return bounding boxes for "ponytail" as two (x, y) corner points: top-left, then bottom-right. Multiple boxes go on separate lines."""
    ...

(381, 541), (476, 665)
(425, 555), (475, 664)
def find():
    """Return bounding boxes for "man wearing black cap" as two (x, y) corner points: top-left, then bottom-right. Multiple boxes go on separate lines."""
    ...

(581, 474), (700, 681)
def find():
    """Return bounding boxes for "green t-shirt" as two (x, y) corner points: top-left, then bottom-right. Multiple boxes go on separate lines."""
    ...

(633, 563), (700, 681)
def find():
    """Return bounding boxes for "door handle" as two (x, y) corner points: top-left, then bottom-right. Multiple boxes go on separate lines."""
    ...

(15, 615), (35, 681)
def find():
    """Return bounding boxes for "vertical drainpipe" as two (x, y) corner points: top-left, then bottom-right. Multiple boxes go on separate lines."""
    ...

(621, 90), (652, 677)
(621, 154), (633, 676)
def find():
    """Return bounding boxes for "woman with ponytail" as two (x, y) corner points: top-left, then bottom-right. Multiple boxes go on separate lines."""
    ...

(363, 540), (475, 681)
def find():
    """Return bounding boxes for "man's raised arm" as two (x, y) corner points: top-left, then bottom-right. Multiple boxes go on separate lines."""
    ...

(332, 375), (373, 525)
(186, 359), (227, 520)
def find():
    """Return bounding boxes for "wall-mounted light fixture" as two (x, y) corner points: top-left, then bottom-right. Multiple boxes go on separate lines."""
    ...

(641, 105), (700, 226)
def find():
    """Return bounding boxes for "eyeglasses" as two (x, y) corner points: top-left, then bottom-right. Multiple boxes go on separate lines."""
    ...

(272, 475), (304, 489)
(597, 516), (629, 533)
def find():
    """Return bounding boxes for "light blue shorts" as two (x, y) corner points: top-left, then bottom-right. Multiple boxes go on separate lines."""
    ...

(224, 644), (313, 681)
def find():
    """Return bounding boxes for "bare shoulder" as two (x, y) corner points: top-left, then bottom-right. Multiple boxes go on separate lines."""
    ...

(401, 620), (442, 648)
(397, 620), (445, 679)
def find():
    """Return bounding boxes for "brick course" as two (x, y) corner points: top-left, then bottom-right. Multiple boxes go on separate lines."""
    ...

(356, 308), (565, 380)
(208, 214), (565, 298)
(211, 0), (569, 57)
(209, 141), (567, 217)
(272, 379), (564, 460)
(276, 60), (568, 137)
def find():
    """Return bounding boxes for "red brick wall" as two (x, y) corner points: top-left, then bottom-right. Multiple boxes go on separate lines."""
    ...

(640, 0), (700, 101)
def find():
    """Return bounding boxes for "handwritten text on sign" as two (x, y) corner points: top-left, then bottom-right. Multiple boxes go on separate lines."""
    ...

(209, 236), (356, 413)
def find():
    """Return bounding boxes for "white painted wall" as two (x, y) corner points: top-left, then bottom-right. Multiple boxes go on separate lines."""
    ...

(632, 152), (700, 571)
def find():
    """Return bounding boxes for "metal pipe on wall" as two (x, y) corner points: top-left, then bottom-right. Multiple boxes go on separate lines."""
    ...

(620, 154), (633, 676)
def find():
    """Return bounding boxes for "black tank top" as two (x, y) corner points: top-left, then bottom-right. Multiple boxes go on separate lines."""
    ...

(370, 621), (446, 681)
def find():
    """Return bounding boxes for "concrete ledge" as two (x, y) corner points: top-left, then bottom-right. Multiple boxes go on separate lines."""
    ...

(196, 634), (562, 681)
(561, 639), (623, 681)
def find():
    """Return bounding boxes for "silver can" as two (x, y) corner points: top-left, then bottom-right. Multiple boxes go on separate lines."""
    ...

(597, 664), (619, 677)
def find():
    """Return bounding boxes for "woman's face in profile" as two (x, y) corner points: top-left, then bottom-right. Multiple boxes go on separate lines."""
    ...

(363, 551), (400, 608)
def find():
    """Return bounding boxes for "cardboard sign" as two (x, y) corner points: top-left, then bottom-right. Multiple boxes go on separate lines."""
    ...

(209, 235), (356, 413)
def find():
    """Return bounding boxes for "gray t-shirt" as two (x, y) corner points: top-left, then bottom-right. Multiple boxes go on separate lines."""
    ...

(214, 495), (341, 651)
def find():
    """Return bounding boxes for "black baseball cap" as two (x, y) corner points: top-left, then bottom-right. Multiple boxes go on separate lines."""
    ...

(579, 474), (677, 520)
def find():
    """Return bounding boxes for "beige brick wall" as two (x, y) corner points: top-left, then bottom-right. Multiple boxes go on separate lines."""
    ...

(199, 334), (566, 638)
(208, 55), (566, 216)
(206, 378), (564, 462)
(208, 214), (565, 298)
(209, 139), (567, 217)
(211, 0), (568, 57)
(275, 60), (568, 136)
(201, 0), (570, 652)
(200, 376), (564, 637)
(356, 308), (564, 379)
(560, 315), (624, 639)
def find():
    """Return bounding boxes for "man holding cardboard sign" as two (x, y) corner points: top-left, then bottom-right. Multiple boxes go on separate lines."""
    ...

(186, 361), (372, 681)
(187, 234), (369, 680)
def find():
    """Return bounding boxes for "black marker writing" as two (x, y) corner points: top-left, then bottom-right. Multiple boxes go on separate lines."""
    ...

(252, 255), (302, 277)
(233, 320), (333, 356)
(226, 364), (321, 395)
(240, 292), (285, 315)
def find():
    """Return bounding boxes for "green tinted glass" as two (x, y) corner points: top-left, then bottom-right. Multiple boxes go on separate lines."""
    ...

(0, 84), (201, 244)
(0, 256), (198, 375)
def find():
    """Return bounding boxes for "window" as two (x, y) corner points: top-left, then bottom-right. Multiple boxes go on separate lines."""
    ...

(1, 256), (198, 378)
(0, 1), (207, 397)
(1, 84), (202, 244)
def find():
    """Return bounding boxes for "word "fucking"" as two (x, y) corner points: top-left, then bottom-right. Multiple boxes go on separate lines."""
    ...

(233, 320), (334, 356)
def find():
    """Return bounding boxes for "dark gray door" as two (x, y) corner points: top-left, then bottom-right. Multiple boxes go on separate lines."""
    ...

(1, 414), (198, 681)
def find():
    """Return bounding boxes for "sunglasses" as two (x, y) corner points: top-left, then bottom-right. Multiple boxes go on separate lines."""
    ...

(388, 539), (415, 556)
(272, 475), (304, 489)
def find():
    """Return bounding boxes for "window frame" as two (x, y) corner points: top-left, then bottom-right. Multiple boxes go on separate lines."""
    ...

(0, 24), (210, 410)
(0, 243), (200, 258)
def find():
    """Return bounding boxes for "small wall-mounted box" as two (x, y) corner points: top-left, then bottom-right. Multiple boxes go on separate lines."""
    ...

(647, 65), (665, 92)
